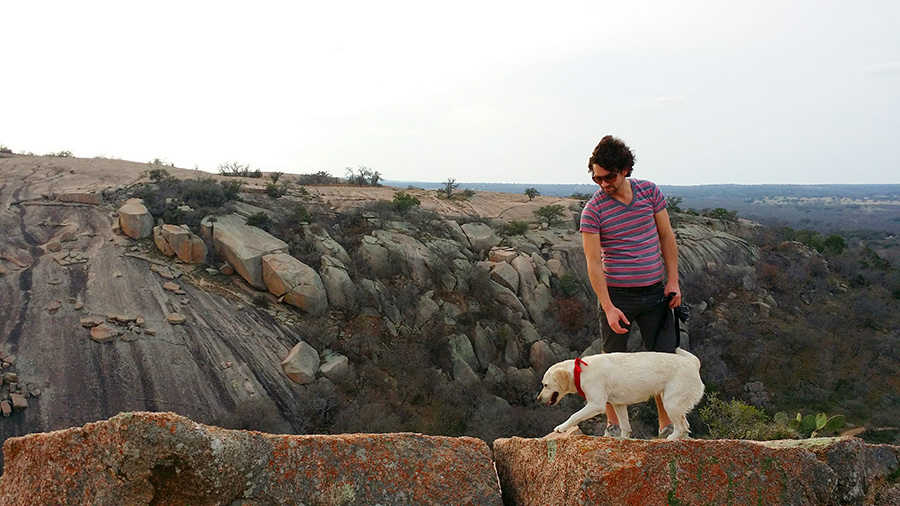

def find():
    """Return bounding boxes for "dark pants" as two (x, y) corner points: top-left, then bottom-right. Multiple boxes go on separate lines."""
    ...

(599, 283), (677, 353)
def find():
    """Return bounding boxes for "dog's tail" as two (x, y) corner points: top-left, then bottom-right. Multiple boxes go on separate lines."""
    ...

(675, 347), (701, 370)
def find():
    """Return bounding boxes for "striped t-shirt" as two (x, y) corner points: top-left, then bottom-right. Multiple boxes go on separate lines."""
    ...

(580, 179), (667, 287)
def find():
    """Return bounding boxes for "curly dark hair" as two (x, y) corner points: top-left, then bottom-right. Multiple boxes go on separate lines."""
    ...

(587, 135), (635, 177)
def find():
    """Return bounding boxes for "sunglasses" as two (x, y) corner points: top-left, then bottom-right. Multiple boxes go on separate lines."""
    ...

(592, 172), (620, 185)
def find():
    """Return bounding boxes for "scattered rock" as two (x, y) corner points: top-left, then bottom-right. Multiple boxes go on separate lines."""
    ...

(0, 401), (10, 417)
(44, 240), (62, 252)
(150, 263), (180, 280)
(52, 251), (88, 266)
(220, 263), (234, 275)
(144, 328), (157, 336)
(46, 301), (61, 313)
(90, 324), (117, 343)
(10, 394), (28, 411)
(73, 300), (84, 310)
(80, 317), (103, 328)
(163, 281), (180, 292)
(167, 313), (186, 325)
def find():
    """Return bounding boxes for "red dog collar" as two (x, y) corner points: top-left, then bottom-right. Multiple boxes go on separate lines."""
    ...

(574, 357), (588, 398)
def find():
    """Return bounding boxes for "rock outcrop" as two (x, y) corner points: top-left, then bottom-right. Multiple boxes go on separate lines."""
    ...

(200, 214), (289, 289)
(493, 435), (900, 506)
(0, 411), (502, 506)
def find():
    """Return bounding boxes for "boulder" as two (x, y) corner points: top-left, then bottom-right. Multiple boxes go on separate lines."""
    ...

(461, 222), (500, 253)
(490, 261), (519, 293)
(0, 411), (502, 506)
(470, 323), (498, 369)
(490, 281), (528, 320)
(358, 235), (393, 278)
(282, 340), (320, 385)
(319, 255), (358, 310)
(154, 224), (207, 264)
(529, 340), (558, 375)
(302, 224), (352, 265)
(261, 253), (327, 315)
(117, 199), (154, 239)
(488, 246), (518, 263)
(200, 214), (289, 289)
(448, 334), (480, 373)
(319, 353), (350, 383)
(493, 436), (900, 506)
(510, 255), (554, 326)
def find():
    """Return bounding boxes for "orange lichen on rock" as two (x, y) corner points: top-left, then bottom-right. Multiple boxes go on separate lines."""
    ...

(493, 435), (900, 506)
(0, 411), (502, 506)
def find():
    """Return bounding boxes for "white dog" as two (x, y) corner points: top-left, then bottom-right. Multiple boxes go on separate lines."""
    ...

(537, 348), (705, 439)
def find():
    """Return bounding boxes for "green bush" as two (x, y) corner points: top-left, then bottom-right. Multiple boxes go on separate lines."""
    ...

(533, 204), (566, 224)
(702, 207), (738, 222)
(698, 393), (797, 440)
(392, 191), (421, 212)
(557, 272), (584, 297)
(524, 188), (540, 201)
(290, 204), (311, 223)
(502, 220), (529, 236)
(266, 183), (287, 198)
(246, 212), (273, 231)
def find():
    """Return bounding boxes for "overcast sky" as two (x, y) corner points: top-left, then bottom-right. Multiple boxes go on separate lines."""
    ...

(2, 1), (898, 185)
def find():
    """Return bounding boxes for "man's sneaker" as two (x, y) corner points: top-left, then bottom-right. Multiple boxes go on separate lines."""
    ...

(604, 424), (621, 437)
(658, 424), (674, 439)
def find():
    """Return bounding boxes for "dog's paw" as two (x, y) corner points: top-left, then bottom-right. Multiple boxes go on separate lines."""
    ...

(545, 426), (581, 439)
(553, 424), (567, 433)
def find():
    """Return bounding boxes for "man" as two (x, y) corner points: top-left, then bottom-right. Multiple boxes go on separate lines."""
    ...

(579, 135), (682, 438)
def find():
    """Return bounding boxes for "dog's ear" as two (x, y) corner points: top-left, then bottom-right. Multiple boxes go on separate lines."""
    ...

(553, 367), (573, 394)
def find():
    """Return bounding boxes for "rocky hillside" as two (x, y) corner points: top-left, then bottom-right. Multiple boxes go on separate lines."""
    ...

(0, 152), (897, 472)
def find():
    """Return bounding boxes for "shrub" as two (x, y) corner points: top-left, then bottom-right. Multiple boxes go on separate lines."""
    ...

(439, 178), (459, 199)
(221, 180), (243, 200)
(524, 188), (540, 201)
(296, 171), (339, 185)
(502, 220), (529, 236)
(45, 150), (73, 157)
(218, 161), (261, 178)
(667, 196), (684, 213)
(702, 207), (738, 222)
(0, 145), (13, 154)
(290, 204), (311, 223)
(698, 392), (797, 440)
(554, 296), (586, 331)
(392, 191), (421, 212)
(246, 212), (273, 231)
(557, 272), (585, 297)
(533, 204), (566, 224)
(148, 168), (173, 183)
(266, 183), (287, 198)
(345, 166), (382, 186)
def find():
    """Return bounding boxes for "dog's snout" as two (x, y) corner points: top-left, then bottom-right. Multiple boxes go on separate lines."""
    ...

(550, 392), (559, 405)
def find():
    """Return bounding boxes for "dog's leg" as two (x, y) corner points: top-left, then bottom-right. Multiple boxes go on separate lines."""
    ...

(610, 404), (631, 438)
(554, 402), (605, 433)
(669, 413), (690, 440)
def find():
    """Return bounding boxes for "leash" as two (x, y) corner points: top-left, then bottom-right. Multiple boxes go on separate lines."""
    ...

(574, 357), (588, 398)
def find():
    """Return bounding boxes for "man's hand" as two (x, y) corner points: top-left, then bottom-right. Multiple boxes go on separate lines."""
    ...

(605, 306), (630, 334)
(665, 281), (682, 308)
